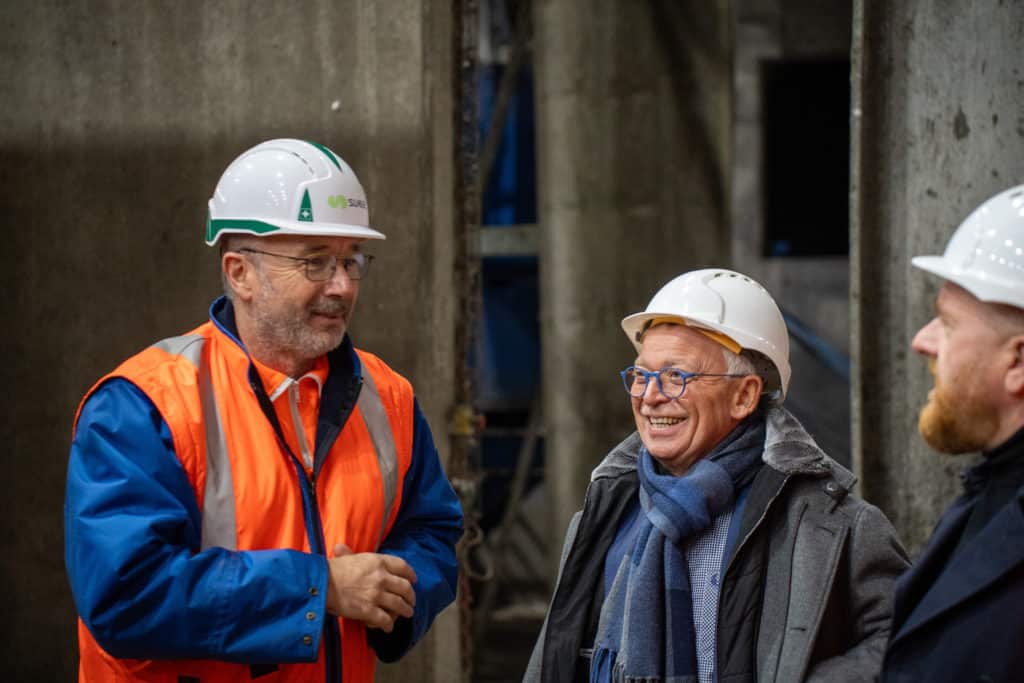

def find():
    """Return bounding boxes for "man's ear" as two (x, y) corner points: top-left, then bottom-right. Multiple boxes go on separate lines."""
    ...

(1004, 336), (1024, 397)
(222, 251), (255, 302)
(731, 374), (764, 420)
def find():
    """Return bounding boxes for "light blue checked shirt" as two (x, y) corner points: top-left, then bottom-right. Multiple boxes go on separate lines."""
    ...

(686, 509), (733, 683)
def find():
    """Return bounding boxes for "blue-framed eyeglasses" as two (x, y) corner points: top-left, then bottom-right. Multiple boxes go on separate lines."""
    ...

(620, 365), (747, 399)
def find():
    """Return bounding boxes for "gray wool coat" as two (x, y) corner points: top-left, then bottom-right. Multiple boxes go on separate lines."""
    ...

(524, 407), (909, 683)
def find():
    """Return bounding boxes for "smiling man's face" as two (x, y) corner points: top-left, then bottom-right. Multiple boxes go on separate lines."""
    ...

(631, 324), (751, 475)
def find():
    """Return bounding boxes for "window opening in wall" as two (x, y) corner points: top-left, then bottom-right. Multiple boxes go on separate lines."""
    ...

(761, 58), (850, 257)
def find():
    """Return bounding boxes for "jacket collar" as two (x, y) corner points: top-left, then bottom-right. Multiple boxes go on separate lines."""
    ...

(592, 406), (855, 492)
(592, 432), (644, 481)
(762, 406), (856, 491)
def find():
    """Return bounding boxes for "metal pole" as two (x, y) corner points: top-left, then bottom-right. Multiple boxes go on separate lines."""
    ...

(450, 0), (482, 679)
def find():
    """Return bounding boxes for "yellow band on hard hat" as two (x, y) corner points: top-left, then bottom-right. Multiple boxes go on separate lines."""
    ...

(645, 316), (742, 354)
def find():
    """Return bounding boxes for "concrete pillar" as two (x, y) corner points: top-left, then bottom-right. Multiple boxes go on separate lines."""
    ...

(1, 1), (460, 679)
(533, 0), (733, 560)
(852, 0), (1024, 552)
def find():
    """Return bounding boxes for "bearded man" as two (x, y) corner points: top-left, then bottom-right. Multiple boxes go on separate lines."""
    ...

(64, 139), (463, 682)
(526, 269), (908, 683)
(882, 184), (1024, 682)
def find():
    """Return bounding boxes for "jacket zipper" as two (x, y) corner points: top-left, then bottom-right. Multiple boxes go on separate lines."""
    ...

(305, 475), (342, 683)
(249, 370), (342, 683)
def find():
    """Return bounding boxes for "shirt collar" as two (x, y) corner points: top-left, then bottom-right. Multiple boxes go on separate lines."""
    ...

(252, 354), (329, 402)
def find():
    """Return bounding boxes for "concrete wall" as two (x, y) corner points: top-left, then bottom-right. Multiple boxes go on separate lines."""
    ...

(1, 1), (460, 680)
(852, 0), (1024, 553)
(533, 0), (733, 556)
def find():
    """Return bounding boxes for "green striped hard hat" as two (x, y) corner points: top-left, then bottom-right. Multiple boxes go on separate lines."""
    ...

(206, 138), (385, 246)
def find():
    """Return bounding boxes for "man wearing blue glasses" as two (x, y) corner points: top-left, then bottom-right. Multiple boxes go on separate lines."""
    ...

(525, 268), (907, 683)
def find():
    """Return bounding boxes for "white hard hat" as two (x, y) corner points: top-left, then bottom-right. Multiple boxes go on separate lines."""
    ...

(621, 268), (792, 398)
(912, 184), (1024, 308)
(205, 138), (385, 246)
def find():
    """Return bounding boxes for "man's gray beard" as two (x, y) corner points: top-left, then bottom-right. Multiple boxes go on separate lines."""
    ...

(250, 278), (349, 363)
(253, 308), (345, 360)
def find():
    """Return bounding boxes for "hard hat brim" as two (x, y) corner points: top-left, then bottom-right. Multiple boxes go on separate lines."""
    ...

(913, 254), (1024, 308)
(206, 217), (386, 246)
(911, 255), (955, 281)
(622, 311), (751, 357)
(622, 312), (690, 347)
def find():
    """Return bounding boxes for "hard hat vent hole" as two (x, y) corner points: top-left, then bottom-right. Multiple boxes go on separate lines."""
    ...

(1011, 190), (1023, 199)
(286, 151), (316, 176)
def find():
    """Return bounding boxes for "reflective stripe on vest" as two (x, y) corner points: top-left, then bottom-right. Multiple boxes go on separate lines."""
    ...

(150, 334), (399, 551)
(357, 369), (399, 547)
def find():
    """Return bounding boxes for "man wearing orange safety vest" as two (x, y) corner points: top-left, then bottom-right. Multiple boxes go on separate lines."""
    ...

(64, 139), (463, 682)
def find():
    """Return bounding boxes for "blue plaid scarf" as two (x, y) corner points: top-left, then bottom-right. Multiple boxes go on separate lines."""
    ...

(590, 415), (766, 683)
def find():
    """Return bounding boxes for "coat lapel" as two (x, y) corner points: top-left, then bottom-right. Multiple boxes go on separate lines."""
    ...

(772, 505), (850, 683)
(891, 491), (1024, 645)
(891, 496), (972, 633)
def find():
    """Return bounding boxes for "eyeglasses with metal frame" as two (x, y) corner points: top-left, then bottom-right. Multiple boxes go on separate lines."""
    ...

(237, 247), (374, 281)
(620, 365), (748, 399)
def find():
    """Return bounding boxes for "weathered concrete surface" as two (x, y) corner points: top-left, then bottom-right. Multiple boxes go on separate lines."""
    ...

(852, 0), (1024, 553)
(533, 0), (732, 562)
(0, 1), (460, 680)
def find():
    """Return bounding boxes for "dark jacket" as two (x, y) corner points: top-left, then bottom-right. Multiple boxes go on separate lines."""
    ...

(525, 407), (909, 683)
(881, 469), (1024, 682)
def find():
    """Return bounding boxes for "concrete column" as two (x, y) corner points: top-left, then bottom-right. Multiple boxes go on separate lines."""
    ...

(852, 0), (1024, 552)
(533, 0), (733, 560)
(0, 1), (460, 679)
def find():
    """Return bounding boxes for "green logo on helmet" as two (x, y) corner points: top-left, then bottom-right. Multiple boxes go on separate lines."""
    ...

(327, 194), (348, 209)
(298, 189), (314, 222)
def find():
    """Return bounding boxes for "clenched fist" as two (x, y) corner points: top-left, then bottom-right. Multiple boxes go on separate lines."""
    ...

(326, 544), (418, 632)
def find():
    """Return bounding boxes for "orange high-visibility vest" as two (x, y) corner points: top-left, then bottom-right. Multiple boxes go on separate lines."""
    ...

(75, 320), (415, 682)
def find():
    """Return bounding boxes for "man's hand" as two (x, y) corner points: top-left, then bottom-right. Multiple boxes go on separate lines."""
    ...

(326, 544), (418, 632)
